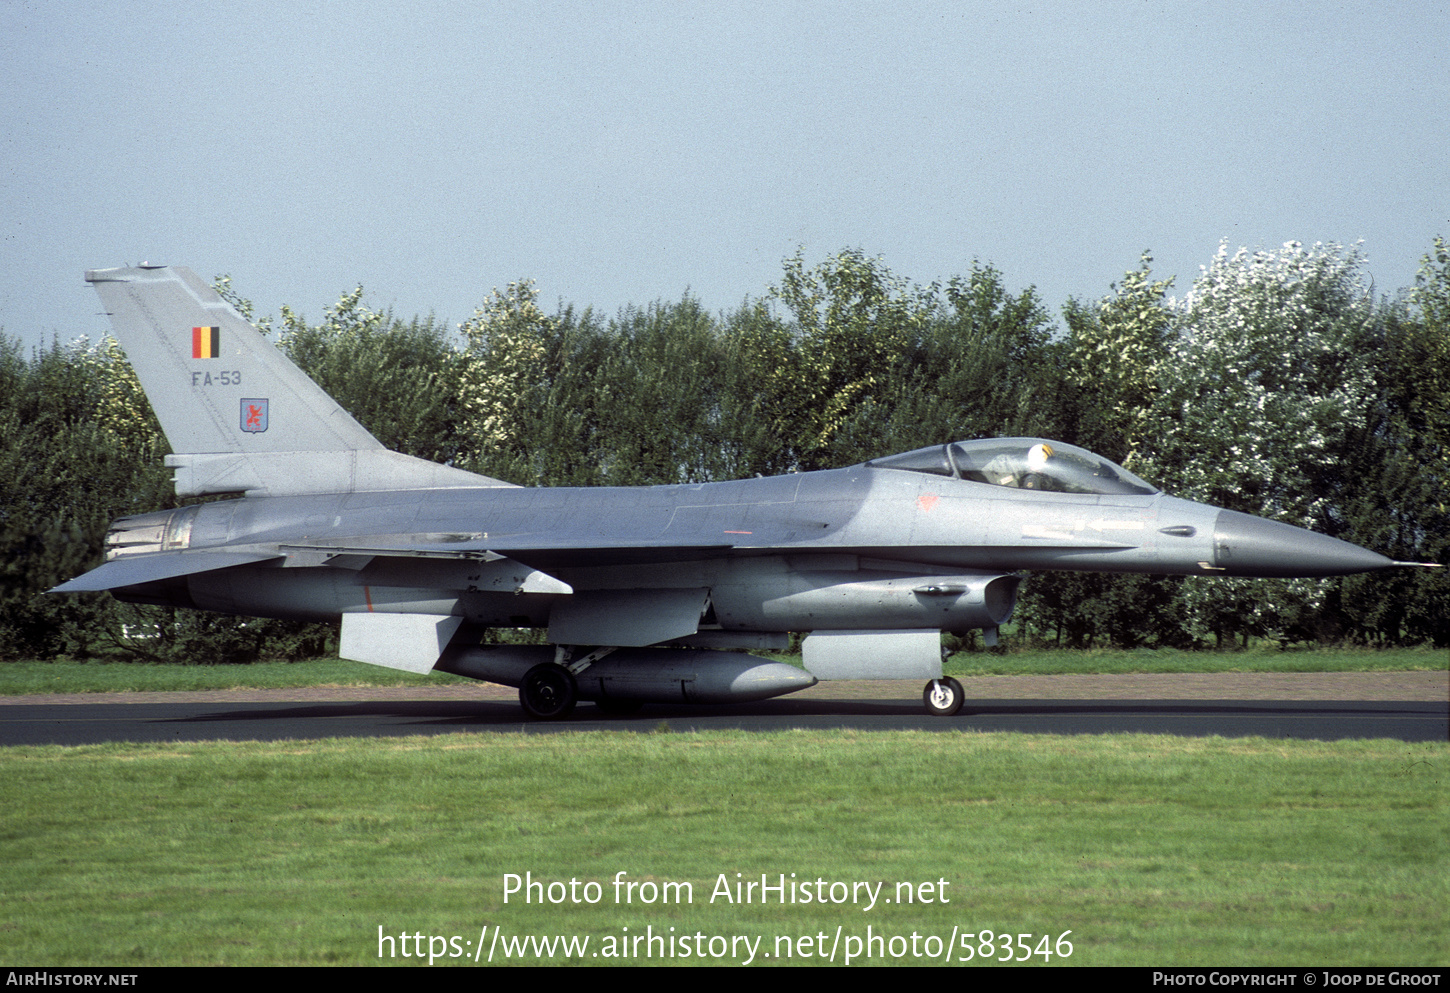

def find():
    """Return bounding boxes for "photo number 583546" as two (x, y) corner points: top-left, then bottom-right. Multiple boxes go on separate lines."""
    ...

(957, 931), (1073, 963)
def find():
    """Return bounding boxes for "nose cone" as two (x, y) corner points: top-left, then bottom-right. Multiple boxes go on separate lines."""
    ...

(1213, 509), (1394, 577)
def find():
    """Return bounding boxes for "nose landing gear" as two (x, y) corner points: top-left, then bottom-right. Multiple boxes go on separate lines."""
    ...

(923, 677), (965, 717)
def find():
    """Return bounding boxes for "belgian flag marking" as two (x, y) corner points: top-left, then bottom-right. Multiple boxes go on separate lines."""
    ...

(192, 326), (220, 359)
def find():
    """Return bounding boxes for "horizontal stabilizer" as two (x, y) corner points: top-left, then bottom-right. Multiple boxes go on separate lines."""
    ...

(50, 550), (282, 593)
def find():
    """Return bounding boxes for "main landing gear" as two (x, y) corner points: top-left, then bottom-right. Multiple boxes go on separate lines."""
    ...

(519, 662), (577, 719)
(923, 676), (965, 717)
(519, 646), (627, 719)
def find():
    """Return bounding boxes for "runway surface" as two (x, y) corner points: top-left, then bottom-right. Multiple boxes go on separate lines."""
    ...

(1, 673), (1445, 745)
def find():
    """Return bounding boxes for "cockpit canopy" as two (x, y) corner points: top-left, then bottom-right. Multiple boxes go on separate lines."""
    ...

(864, 438), (1159, 496)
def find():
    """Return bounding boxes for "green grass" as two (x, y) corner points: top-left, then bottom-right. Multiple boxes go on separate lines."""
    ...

(1, 731), (1445, 966)
(3, 648), (1442, 965)
(0, 657), (477, 695)
(943, 645), (1448, 677)
(2, 645), (1443, 696)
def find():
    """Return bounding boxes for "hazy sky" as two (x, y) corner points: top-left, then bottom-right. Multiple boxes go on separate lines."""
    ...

(3, 1), (1447, 350)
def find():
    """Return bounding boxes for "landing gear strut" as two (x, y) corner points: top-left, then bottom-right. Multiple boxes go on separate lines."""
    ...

(520, 662), (577, 719)
(923, 676), (965, 717)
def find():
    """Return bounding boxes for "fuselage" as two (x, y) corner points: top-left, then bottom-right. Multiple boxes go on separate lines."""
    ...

(103, 450), (1392, 638)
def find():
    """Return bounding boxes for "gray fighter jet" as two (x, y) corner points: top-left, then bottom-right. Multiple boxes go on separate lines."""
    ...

(55, 265), (1425, 718)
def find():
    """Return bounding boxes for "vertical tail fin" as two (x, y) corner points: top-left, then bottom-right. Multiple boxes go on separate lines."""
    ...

(86, 265), (511, 496)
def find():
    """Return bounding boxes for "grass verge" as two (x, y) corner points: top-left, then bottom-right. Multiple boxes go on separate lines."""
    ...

(0, 658), (476, 695)
(943, 646), (1448, 677)
(1, 730), (1444, 966)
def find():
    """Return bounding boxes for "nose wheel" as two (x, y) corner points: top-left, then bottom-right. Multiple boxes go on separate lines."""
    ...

(520, 662), (578, 719)
(923, 677), (965, 717)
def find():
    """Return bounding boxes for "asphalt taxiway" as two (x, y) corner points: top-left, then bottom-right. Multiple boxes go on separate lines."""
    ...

(1, 673), (1444, 745)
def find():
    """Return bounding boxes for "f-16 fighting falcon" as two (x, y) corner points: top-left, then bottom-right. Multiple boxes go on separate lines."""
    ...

(54, 265), (1429, 718)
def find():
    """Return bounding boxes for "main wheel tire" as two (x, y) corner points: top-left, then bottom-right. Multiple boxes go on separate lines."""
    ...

(923, 676), (964, 717)
(520, 663), (577, 719)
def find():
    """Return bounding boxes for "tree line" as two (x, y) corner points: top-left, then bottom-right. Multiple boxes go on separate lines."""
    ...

(2, 239), (1446, 660)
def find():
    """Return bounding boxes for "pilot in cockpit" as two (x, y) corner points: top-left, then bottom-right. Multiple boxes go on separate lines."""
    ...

(981, 442), (1055, 489)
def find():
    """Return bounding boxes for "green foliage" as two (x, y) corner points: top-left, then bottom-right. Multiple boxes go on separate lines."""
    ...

(757, 250), (1063, 469)
(767, 249), (938, 468)
(1336, 237), (1450, 645)
(1023, 256), (1178, 649)
(279, 287), (467, 463)
(588, 297), (740, 485)
(458, 289), (621, 487)
(212, 273), (274, 335)
(456, 279), (558, 480)
(1142, 241), (1380, 518)
(1064, 251), (1175, 464)
(1132, 242), (1385, 646)
(863, 260), (1062, 462)
(0, 336), (172, 659)
(1016, 572), (1192, 650)
(718, 300), (803, 475)
(94, 606), (335, 665)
